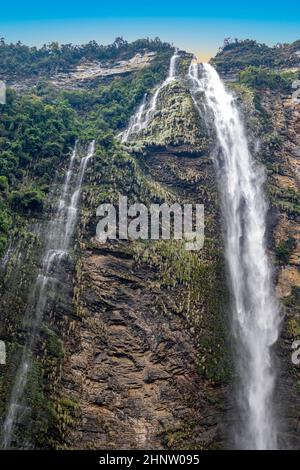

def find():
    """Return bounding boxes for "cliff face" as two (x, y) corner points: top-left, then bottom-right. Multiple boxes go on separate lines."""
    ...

(57, 78), (230, 449)
(263, 93), (300, 446)
(1, 41), (300, 450)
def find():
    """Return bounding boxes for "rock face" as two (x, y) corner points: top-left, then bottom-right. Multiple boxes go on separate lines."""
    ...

(59, 118), (229, 449)
(62, 242), (222, 449)
(2, 45), (299, 450)
(47, 64), (230, 449)
(51, 52), (157, 89)
(136, 81), (210, 154)
(3, 50), (228, 450)
(6, 51), (157, 92)
(61, 48), (300, 450)
(265, 95), (300, 447)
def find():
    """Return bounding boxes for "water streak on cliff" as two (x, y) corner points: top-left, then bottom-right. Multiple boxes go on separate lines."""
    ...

(1, 140), (95, 449)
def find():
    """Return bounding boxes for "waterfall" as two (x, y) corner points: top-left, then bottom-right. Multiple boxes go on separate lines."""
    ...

(142, 49), (179, 129)
(120, 49), (179, 142)
(1, 140), (95, 449)
(0, 245), (13, 270)
(188, 62), (281, 449)
(63, 142), (95, 247)
(168, 50), (178, 79)
(120, 94), (147, 143)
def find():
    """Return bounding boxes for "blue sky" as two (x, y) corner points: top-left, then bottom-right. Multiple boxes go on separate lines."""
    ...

(1, 1), (299, 60)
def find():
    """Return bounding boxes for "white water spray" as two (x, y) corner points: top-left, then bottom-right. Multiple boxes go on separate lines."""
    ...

(189, 62), (281, 449)
(1, 140), (95, 449)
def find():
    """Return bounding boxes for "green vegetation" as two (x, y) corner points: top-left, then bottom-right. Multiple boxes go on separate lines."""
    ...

(10, 188), (45, 213)
(285, 286), (300, 311)
(0, 37), (172, 79)
(57, 49), (173, 138)
(268, 184), (300, 219)
(0, 89), (78, 255)
(275, 237), (297, 264)
(41, 325), (65, 359)
(0, 175), (8, 193)
(0, 90), (78, 183)
(0, 39), (173, 257)
(212, 38), (300, 73)
(0, 204), (11, 255)
(239, 66), (298, 92)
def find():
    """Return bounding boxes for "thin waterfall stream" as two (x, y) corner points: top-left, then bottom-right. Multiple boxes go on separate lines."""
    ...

(1, 140), (95, 449)
(120, 49), (179, 142)
(188, 62), (281, 449)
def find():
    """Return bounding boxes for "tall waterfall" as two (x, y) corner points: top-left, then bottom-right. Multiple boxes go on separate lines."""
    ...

(189, 62), (281, 449)
(1, 140), (95, 449)
(120, 49), (179, 142)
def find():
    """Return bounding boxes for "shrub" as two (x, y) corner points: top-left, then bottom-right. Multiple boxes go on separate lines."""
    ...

(275, 237), (297, 264)
(10, 189), (44, 213)
(0, 176), (8, 193)
(239, 67), (291, 92)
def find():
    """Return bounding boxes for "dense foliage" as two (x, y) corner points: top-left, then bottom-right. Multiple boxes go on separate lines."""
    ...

(61, 49), (172, 138)
(0, 37), (173, 79)
(238, 66), (299, 92)
(0, 38), (173, 257)
(0, 90), (79, 254)
(0, 91), (78, 183)
(275, 237), (297, 264)
(212, 38), (300, 73)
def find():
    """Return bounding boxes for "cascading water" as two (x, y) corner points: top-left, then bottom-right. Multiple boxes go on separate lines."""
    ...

(142, 48), (179, 128)
(188, 62), (281, 449)
(1, 140), (95, 449)
(120, 49), (179, 142)
(0, 245), (13, 270)
(120, 94), (147, 143)
(63, 142), (95, 247)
